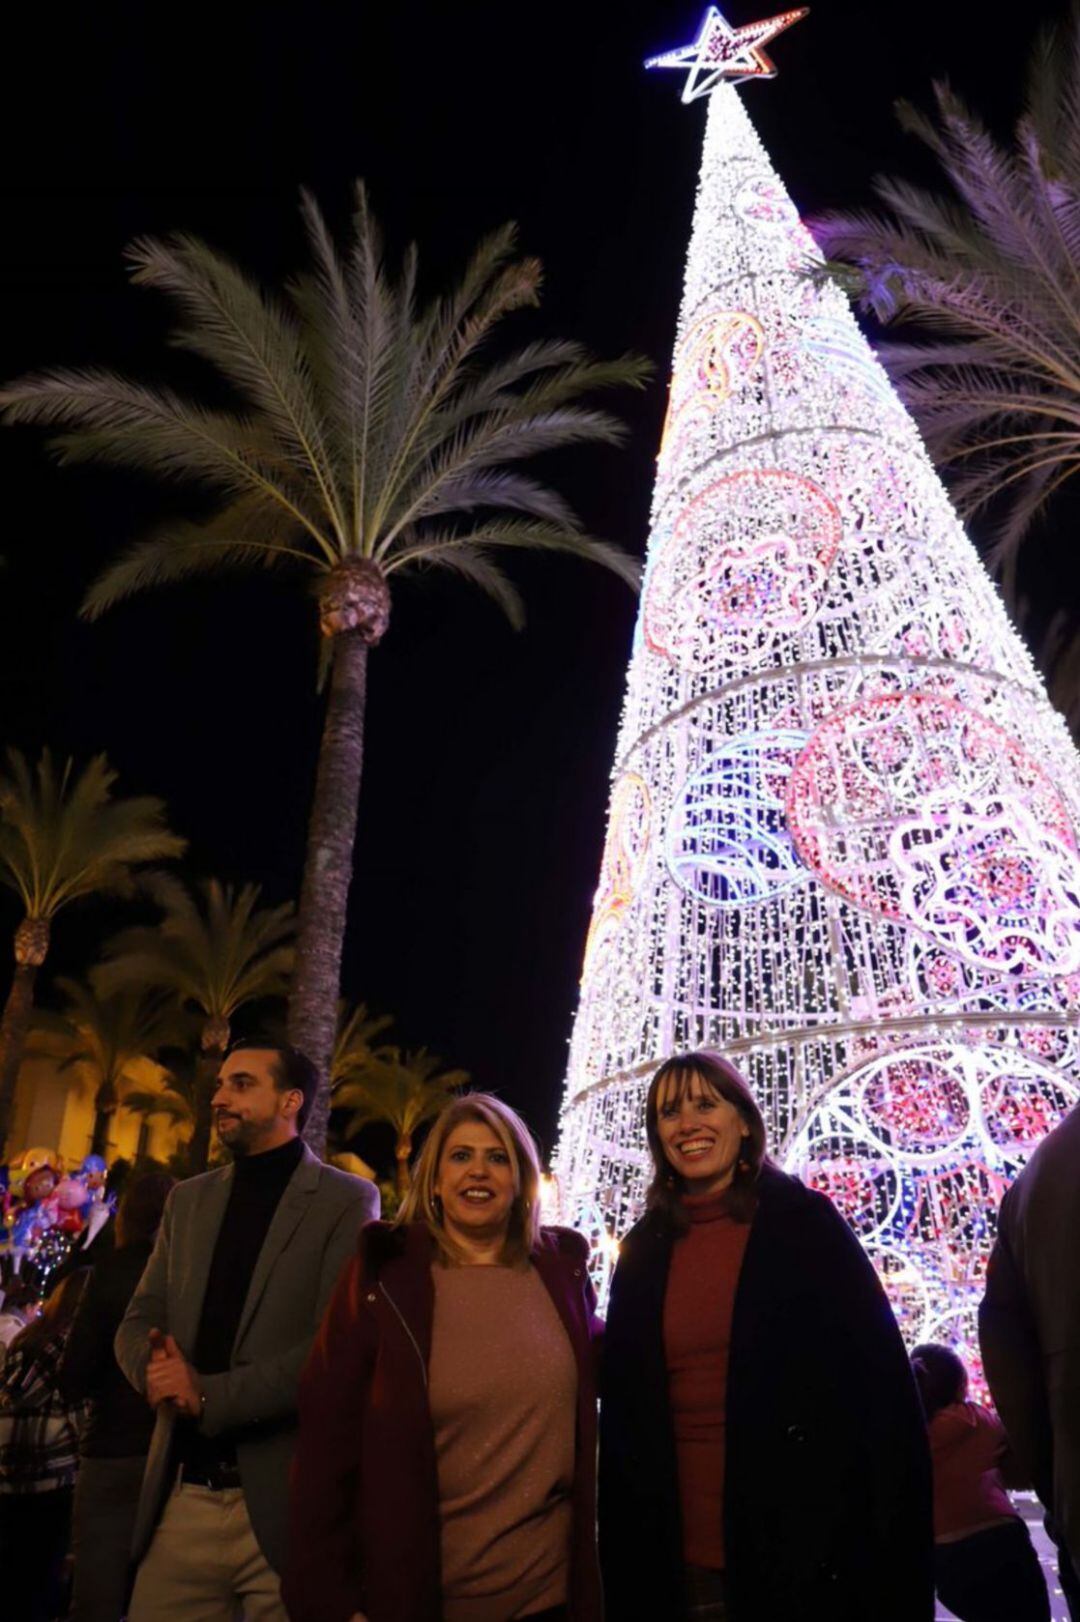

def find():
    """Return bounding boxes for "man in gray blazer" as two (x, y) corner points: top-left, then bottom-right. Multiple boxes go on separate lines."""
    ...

(116, 1039), (378, 1621)
(980, 1100), (1080, 1620)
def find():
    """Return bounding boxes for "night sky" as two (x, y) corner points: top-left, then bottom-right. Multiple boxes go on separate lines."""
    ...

(1, 0), (1071, 1161)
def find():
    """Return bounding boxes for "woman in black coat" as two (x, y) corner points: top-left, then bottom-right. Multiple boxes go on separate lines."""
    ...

(599, 1050), (934, 1622)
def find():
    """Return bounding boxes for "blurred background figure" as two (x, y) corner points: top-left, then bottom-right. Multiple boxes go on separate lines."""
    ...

(981, 1103), (1080, 1621)
(0, 1270), (88, 1622)
(913, 1342), (1049, 1622)
(0, 1277), (39, 1363)
(60, 1169), (174, 1622)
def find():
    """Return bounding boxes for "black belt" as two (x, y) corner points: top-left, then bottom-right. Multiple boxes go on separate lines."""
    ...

(179, 1461), (243, 1491)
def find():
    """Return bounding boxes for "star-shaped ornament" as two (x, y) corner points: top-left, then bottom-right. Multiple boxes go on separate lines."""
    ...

(646, 6), (808, 102)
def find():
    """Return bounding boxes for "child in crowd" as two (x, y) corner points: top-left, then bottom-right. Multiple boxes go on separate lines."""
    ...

(912, 1342), (1050, 1622)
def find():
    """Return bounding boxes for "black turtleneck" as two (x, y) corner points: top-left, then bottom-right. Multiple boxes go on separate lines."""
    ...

(177, 1133), (304, 1469)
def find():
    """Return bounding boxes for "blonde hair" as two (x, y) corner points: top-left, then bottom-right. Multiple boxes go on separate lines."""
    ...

(398, 1091), (543, 1265)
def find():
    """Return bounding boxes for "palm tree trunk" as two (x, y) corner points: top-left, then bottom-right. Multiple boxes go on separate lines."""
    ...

(0, 919), (49, 1156)
(289, 629), (371, 1156)
(189, 1035), (227, 1174)
(90, 1086), (114, 1159)
(395, 1132), (413, 1198)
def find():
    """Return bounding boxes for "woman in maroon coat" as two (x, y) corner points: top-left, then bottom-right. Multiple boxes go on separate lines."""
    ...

(284, 1092), (602, 1622)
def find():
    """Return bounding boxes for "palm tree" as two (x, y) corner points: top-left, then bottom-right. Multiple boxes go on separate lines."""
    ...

(330, 999), (394, 1088)
(0, 185), (650, 1149)
(0, 750), (185, 1153)
(809, 11), (1080, 727)
(97, 875), (295, 1170)
(33, 976), (187, 1156)
(120, 1079), (195, 1161)
(333, 1045), (467, 1196)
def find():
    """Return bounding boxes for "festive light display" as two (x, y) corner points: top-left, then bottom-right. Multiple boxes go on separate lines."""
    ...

(553, 12), (1080, 1377)
(645, 6), (809, 99)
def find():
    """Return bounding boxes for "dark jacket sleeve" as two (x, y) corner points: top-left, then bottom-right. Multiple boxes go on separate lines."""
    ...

(283, 1244), (375, 1622)
(979, 1219), (1053, 1506)
(58, 1262), (113, 1404)
(805, 1192), (935, 1621)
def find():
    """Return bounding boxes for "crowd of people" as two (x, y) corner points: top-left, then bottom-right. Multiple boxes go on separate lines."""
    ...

(0, 1037), (1076, 1622)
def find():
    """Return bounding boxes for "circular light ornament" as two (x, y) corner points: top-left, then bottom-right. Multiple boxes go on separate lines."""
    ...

(785, 691), (1080, 976)
(734, 173), (800, 232)
(644, 468), (842, 671)
(860, 1053), (971, 1157)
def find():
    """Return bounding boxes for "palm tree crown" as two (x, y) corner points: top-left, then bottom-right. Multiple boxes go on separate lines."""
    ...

(0, 183), (647, 627)
(810, 12), (1080, 721)
(98, 874), (295, 1168)
(0, 750), (184, 957)
(333, 1044), (467, 1195)
(36, 976), (186, 1157)
(0, 749), (184, 1152)
(99, 874), (295, 1038)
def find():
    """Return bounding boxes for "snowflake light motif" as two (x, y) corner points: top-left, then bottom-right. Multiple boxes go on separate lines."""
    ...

(644, 468), (843, 669)
(554, 21), (1080, 1385)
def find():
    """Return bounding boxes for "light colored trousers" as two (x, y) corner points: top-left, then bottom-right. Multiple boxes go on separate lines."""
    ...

(128, 1481), (287, 1622)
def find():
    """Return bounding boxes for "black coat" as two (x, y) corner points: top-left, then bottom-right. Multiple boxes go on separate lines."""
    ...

(58, 1240), (155, 1457)
(598, 1167), (933, 1622)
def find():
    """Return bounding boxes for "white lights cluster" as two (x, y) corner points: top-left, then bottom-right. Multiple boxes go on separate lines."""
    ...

(553, 79), (1080, 1378)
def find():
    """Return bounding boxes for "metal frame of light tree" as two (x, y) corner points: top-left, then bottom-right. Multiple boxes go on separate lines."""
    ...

(552, 9), (1080, 1372)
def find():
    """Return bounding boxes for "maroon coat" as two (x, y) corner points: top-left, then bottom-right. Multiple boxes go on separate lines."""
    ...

(283, 1220), (603, 1622)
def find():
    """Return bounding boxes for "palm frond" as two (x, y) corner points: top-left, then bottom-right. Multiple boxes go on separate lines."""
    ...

(0, 750), (184, 919)
(811, 14), (1080, 637)
(0, 369), (270, 488)
(97, 873), (295, 1022)
(81, 495), (319, 620)
(387, 519), (641, 594)
(127, 234), (345, 533)
(407, 544), (528, 630)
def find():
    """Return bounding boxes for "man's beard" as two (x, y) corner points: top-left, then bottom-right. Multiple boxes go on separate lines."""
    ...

(215, 1115), (259, 1155)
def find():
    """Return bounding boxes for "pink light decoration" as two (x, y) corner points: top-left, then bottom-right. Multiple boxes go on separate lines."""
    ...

(786, 692), (1080, 973)
(644, 467), (842, 668)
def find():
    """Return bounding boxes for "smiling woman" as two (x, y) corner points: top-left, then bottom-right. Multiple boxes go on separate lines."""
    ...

(599, 1050), (935, 1622)
(285, 1092), (603, 1622)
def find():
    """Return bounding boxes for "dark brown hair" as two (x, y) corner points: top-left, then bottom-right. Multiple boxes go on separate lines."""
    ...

(645, 1050), (768, 1227)
(910, 1342), (967, 1421)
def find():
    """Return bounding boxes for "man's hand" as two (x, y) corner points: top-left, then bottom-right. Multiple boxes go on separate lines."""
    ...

(145, 1330), (203, 1418)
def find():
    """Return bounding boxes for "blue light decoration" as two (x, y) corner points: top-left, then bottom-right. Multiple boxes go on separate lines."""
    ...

(667, 730), (809, 906)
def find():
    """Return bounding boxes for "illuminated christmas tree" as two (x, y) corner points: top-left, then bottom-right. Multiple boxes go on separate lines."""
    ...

(553, 7), (1080, 1368)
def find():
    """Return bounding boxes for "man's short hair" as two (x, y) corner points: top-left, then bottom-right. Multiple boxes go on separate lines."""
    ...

(225, 1037), (318, 1132)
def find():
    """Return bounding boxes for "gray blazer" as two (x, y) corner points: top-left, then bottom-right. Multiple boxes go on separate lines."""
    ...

(980, 1102), (1080, 1581)
(115, 1145), (378, 1572)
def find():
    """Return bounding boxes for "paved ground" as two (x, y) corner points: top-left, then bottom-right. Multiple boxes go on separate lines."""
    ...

(936, 1495), (1072, 1621)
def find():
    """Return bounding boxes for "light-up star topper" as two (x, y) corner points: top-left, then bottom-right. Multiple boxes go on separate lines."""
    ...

(646, 6), (808, 101)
